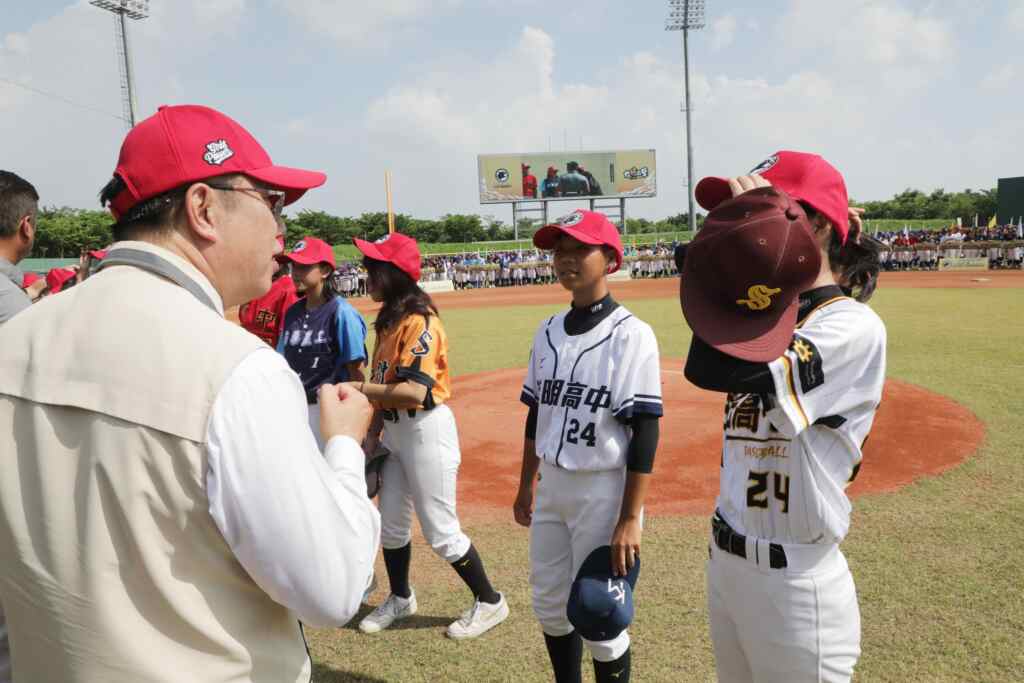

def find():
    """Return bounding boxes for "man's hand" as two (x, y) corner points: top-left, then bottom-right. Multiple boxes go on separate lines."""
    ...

(26, 279), (47, 301)
(513, 485), (534, 527)
(727, 174), (773, 198)
(319, 383), (373, 445)
(610, 516), (642, 577)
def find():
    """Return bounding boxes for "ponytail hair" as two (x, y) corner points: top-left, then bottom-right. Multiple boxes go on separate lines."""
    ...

(800, 202), (881, 303)
(363, 257), (438, 335)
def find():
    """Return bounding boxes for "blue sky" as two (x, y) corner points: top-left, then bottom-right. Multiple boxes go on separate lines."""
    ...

(2, 1), (1022, 223)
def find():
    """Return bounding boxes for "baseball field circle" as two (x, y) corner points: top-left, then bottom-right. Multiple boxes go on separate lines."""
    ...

(447, 363), (984, 516)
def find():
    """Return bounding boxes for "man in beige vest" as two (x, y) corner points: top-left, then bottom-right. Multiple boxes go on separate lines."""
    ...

(0, 104), (381, 682)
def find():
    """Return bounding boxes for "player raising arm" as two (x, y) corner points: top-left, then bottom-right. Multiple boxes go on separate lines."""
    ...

(680, 151), (886, 683)
(514, 210), (662, 683)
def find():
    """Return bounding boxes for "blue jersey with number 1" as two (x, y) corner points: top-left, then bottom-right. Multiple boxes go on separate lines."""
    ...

(277, 296), (367, 404)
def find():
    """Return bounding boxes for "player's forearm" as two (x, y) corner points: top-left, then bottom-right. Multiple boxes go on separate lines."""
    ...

(619, 471), (650, 522)
(519, 438), (540, 490)
(351, 380), (427, 409)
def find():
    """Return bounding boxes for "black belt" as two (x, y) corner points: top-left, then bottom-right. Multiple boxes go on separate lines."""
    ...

(381, 408), (419, 422)
(711, 512), (788, 569)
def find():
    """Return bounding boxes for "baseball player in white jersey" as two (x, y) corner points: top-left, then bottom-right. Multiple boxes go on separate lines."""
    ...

(514, 210), (662, 683)
(685, 151), (887, 682)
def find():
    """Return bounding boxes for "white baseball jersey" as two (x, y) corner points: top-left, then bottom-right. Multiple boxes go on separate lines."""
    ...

(716, 293), (887, 545)
(521, 305), (662, 471)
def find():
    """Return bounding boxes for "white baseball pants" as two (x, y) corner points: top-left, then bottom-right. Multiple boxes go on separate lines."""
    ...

(707, 539), (860, 682)
(379, 405), (471, 563)
(529, 461), (631, 662)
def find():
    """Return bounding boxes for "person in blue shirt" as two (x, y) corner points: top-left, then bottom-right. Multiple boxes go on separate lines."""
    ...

(277, 236), (367, 450)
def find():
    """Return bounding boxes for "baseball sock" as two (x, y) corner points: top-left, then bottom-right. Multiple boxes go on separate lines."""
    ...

(543, 631), (583, 683)
(593, 648), (631, 683)
(383, 543), (412, 599)
(450, 544), (501, 604)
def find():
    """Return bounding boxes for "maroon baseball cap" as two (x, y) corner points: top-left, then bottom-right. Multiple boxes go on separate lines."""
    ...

(681, 187), (821, 362)
(533, 210), (624, 273)
(106, 104), (326, 220)
(278, 237), (336, 269)
(353, 232), (422, 282)
(695, 150), (850, 244)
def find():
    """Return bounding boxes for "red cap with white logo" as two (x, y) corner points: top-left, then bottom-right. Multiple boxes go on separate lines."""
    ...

(695, 150), (850, 244)
(353, 232), (422, 282)
(106, 104), (326, 220)
(533, 210), (624, 272)
(278, 237), (336, 269)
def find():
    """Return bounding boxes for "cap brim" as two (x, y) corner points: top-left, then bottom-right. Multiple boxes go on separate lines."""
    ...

(246, 165), (327, 206)
(352, 237), (387, 262)
(277, 252), (325, 265)
(681, 262), (799, 363)
(695, 176), (732, 212)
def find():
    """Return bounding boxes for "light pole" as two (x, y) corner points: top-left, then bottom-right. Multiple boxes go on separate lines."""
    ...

(666, 0), (706, 232)
(90, 0), (150, 129)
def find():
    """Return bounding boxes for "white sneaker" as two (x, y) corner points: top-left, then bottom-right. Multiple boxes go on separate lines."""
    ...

(358, 591), (417, 634)
(446, 593), (510, 640)
(361, 572), (378, 605)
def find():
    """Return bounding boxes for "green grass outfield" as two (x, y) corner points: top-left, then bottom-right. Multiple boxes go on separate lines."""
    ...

(307, 284), (1024, 682)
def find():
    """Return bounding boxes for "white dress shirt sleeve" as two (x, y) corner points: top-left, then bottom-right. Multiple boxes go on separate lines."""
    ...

(206, 348), (380, 628)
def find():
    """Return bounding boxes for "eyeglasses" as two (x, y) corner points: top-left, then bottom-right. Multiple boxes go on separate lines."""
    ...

(207, 183), (287, 224)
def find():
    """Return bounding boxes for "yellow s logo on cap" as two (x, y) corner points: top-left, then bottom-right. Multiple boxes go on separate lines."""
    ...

(736, 285), (782, 311)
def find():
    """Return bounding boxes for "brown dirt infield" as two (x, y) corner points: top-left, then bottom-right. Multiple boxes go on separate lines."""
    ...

(447, 365), (984, 517)
(350, 269), (1024, 314)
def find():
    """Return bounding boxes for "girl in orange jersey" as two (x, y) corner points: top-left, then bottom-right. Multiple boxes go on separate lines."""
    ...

(348, 232), (509, 640)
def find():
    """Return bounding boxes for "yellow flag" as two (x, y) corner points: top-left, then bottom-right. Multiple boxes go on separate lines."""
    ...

(988, 215), (997, 228)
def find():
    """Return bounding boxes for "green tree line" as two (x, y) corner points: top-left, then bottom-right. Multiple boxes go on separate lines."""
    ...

(28, 186), (999, 257)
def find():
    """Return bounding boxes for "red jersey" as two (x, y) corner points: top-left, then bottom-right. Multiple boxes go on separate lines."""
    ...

(239, 276), (299, 347)
(523, 174), (538, 198)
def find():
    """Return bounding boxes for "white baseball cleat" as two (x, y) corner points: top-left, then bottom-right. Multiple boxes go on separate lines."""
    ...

(358, 591), (417, 634)
(446, 593), (510, 640)
(360, 572), (378, 605)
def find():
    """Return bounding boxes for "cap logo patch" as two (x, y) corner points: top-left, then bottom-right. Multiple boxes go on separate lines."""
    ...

(736, 284), (781, 311)
(749, 154), (779, 175)
(203, 139), (234, 166)
(293, 240), (306, 252)
(558, 211), (585, 227)
(374, 234), (391, 244)
(606, 579), (626, 604)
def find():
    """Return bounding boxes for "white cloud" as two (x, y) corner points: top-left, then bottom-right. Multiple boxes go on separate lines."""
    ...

(710, 15), (737, 50)
(777, 0), (954, 91)
(1010, 0), (1024, 31)
(190, 0), (247, 26)
(981, 64), (1015, 90)
(277, 0), (461, 47)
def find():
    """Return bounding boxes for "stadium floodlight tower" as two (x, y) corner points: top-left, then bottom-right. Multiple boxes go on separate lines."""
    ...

(90, 0), (150, 130)
(665, 0), (706, 232)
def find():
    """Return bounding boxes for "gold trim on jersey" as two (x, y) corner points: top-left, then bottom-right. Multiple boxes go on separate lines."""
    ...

(781, 356), (810, 428)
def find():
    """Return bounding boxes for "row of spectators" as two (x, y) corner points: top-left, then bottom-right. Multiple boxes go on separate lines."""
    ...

(876, 224), (1023, 245)
(880, 241), (1023, 270)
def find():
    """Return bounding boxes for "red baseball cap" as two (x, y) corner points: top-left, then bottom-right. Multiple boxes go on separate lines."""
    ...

(88, 249), (108, 260)
(107, 104), (326, 220)
(278, 237), (336, 269)
(533, 210), (624, 273)
(681, 187), (821, 362)
(22, 272), (41, 288)
(695, 150), (850, 244)
(46, 267), (77, 294)
(353, 232), (422, 282)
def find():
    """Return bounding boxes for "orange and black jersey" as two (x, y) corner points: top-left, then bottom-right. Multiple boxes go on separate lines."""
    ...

(370, 313), (451, 411)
